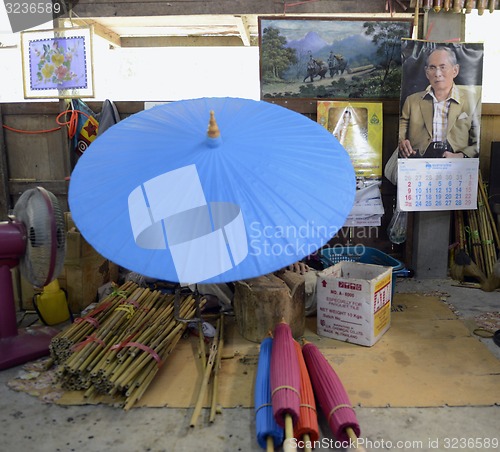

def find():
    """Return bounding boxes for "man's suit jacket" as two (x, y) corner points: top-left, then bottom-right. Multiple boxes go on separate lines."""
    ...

(398, 84), (481, 158)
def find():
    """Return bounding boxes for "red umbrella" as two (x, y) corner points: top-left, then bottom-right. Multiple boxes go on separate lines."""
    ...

(270, 321), (301, 446)
(293, 340), (319, 449)
(302, 341), (361, 446)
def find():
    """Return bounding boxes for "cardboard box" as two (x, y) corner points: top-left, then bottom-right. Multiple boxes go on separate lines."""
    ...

(316, 261), (392, 346)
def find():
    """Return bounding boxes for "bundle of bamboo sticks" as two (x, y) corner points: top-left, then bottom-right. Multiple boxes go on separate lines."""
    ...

(421, 0), (498, 14)
(463, 174), (500, 278)
(452, 173), (500, 284)
(50, 281), (202, 410)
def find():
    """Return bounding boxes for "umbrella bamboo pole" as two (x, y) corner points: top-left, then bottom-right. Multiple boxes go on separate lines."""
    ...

(190, 318), (221, 427)
(346, 427), (367, 451)
(283, 415), (296, 452)
(303, 434), (312, 452)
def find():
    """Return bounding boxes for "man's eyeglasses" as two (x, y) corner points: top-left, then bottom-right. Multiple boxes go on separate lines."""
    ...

(425, 64), (454, 74)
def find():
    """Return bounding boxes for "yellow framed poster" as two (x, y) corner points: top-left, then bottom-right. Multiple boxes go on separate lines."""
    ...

(317, 101), (383, 180)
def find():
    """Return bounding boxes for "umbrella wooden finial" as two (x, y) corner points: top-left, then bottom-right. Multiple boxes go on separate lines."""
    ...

(207, 110), (220, 139)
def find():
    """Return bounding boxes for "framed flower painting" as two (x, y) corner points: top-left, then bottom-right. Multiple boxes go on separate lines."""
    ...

(21, 26), (94, 99)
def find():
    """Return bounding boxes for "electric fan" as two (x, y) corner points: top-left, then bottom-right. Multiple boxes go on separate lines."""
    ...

(0, 187), (66, 370)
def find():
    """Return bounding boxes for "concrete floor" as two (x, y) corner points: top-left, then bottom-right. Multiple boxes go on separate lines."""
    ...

(1, 277), (499, 452)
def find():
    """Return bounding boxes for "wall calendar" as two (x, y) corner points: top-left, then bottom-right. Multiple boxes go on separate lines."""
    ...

(397, 159), (479, 212)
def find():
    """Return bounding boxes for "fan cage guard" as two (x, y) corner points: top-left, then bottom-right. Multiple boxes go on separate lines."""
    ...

(13, 187), (66, 288)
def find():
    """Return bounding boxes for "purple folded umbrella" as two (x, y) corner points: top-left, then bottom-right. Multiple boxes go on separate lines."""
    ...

(302, 341), (361, 443)
(270, 322), (301, 436)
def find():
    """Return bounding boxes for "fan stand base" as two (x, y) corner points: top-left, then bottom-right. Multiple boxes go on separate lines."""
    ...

(0, 325), (59, 370)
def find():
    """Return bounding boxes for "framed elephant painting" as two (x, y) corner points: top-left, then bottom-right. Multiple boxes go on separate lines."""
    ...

(258, 16), (413, 100)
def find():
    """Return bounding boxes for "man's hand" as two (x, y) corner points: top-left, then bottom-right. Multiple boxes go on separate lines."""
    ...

(398, 139), (417, 158)
(287, 262), (309, 275)
(443, 151), (464, 158)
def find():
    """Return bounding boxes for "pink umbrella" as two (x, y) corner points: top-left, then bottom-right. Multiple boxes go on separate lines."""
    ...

(270, 321), (301, 446)
(302, 341), (361, 445)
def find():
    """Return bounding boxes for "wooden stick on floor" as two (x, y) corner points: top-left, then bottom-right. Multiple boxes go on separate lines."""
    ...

(209, 314), (224, 423)
(190, 318), (220, 427)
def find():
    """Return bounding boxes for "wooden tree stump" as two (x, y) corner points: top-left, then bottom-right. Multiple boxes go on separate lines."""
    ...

(233, 270), (305, 343)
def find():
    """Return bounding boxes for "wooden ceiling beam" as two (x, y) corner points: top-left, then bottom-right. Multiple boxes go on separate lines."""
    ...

(68, 19), (122, 47)
(68, 0), (396, 18)
(235, 15), (251, 47)
(120, 35), (246, 47)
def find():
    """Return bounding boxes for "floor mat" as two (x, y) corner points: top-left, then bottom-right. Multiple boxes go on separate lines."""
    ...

(9, 294), (500, 408)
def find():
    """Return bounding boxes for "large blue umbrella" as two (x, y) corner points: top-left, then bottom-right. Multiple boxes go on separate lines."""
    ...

(69, 97), (355, 284)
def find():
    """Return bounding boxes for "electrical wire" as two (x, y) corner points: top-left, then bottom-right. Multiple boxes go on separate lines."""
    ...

(2, 108), (94, 139)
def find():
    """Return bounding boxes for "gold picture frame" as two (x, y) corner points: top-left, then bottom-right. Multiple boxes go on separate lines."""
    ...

(259, 16), (413, 100)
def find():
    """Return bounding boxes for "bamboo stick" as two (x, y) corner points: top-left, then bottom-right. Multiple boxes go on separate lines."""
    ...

(209, 315), (224, 423)
(478, 199), (496, 276)
(190, 318), (220, 427)
(434, 0), (443, 12)
(477, 0), (488, 14)
(198, 321), (206, 369)
(478, 172), (500, 249)
(453, 0), (464, 13)
(467, 210), (486, 274)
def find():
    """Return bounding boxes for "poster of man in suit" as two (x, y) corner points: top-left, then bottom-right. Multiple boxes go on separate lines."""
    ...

(385, 40), (484, 185)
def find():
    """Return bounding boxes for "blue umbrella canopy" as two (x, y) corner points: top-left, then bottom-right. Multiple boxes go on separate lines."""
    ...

(69, 97), (355, 284)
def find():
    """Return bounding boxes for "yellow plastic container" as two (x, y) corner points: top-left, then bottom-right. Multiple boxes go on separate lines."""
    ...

(33, 280), (70, 325)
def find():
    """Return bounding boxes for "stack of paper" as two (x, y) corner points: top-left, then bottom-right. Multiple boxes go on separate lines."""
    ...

(344, 182), (385, 227)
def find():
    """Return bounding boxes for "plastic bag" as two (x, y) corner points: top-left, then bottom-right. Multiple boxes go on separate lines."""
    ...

(387, 205), (408, 244)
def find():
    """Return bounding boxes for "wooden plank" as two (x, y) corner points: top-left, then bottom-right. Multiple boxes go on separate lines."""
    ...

(0, 104), (11, 216)
(0, 103), (62, 115)
(9, 179), (68, 194)
(121, 35), (246, 47)
(235, 15), (252, 46)
(69, 0), (392, 17)
(2, 101), (499, 116)
(3, 115), (66, 180)
(9, 180), (69, 213)
(70, 19), (122, 47)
